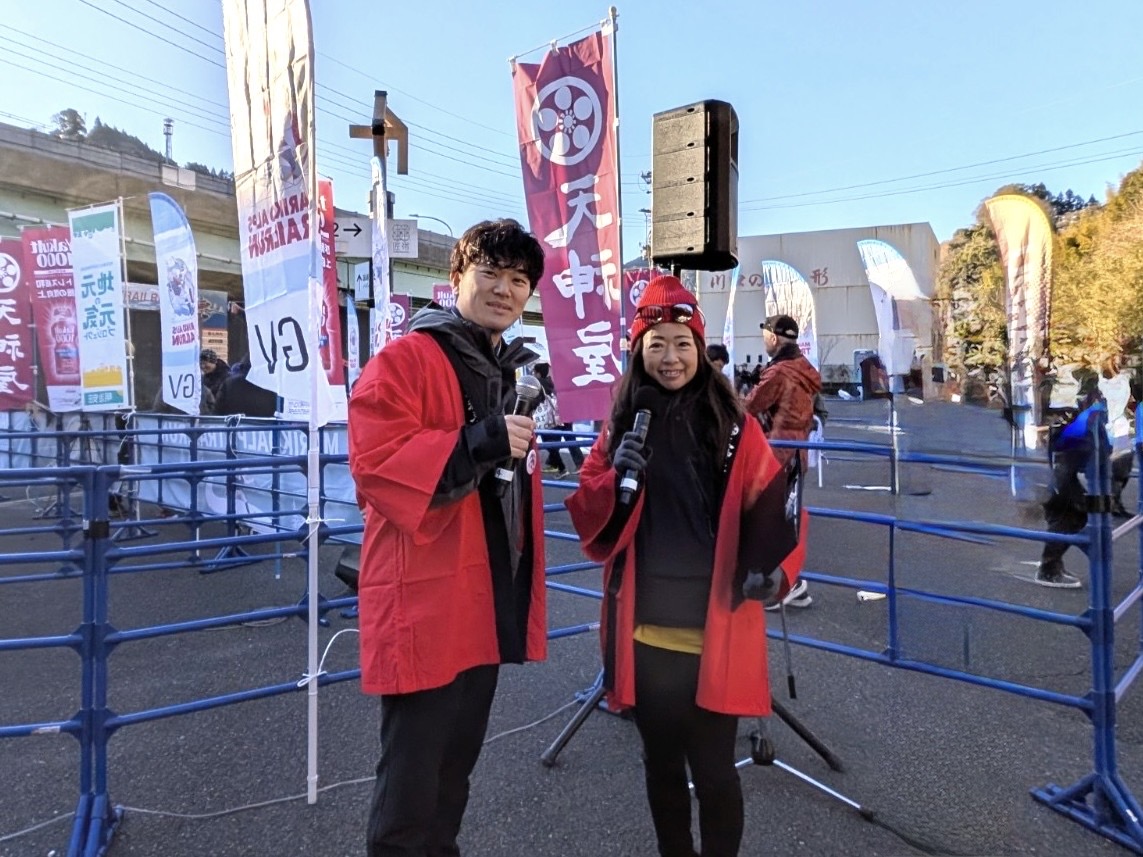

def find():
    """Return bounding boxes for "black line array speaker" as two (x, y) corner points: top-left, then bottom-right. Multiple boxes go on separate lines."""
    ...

(650, 100), (738, 272)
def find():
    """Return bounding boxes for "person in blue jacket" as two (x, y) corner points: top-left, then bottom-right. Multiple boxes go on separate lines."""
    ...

(1038, 400), (1108, 588)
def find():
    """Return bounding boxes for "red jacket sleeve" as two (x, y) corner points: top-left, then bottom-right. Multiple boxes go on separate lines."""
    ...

(736, 417), (801, 598)
(348, 335), (465, 541)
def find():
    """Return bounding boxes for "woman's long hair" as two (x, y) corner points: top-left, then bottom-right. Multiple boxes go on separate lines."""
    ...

(606, 333), (743, 459)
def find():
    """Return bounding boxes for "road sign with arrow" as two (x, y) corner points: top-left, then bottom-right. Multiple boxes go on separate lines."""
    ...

(334, 215), (370, 258)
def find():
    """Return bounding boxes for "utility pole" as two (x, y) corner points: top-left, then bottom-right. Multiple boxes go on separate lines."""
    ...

(349, 92), (410, 359)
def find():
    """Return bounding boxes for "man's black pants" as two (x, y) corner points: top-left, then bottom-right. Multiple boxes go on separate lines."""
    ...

(633, 642), (743, 857)
(366, 664), (499, 857)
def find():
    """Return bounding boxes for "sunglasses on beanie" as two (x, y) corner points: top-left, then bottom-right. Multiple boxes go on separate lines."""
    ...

(635, 303), (704, 326)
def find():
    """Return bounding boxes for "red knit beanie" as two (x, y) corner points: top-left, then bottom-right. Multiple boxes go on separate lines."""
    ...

(628, 275), (705, 347)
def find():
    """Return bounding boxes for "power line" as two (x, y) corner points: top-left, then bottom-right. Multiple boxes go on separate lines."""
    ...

(0, 56), (230, 139)
(136, 0), (217, 39)
(406, 122), (518, 167)
(5, 25), (230, 111)
(73, 0), (225, 69)
(741, 147), (1143, 212)
(318, 51), (517, 140)
(0, 38), (230, 133)
(70, 0), (537, 185)
(740, 130), (1143, 205)
(105, 0), (224, 55)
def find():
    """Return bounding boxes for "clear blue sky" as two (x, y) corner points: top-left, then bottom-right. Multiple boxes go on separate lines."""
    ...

(3, 0), (1141, 251)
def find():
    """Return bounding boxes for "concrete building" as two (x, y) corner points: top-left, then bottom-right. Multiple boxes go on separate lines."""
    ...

(696, 222), (940, 386)
(0, 121), (546, 405)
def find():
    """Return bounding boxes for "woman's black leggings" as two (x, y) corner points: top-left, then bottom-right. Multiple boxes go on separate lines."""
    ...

(633, 641), (744, 857)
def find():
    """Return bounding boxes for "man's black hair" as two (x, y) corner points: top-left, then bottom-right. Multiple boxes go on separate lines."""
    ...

(706, 343), (730, 364)
(450, 218), (545, 290)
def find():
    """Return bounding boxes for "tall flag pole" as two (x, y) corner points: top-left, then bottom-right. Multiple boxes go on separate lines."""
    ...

(511, 16), (623, 421)
(604, 6), (627, 368)
(221, 0), (326, 805)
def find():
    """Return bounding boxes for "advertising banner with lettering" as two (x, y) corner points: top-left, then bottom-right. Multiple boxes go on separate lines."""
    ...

(431, 283), (455, 309)
(983, 194), (1053, 444)
(200, 289), (229, 361)
(68, 203), (129, 410)
(148, 192), (201, 415)
(512, 26), (622, 421)
(389, 293), (411, 340)
(856, 240), (926, 378)
(720, 266), (739, 380)
(317, 179), (346, 386)
(345, 292), (360, 388)
(22, 225), (81, 411)
(368, 308), (384, 356)
(353, 261), (370, 303)
(369, 157), (391, 357)
(0, 239), (37, 408)
(761, 260), (819, 368)
(126, 282), (160, 310)
(623, 268), (651, 316)
(222, 0), (336, 424)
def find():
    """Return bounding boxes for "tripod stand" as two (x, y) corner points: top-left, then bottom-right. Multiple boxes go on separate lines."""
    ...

(540, 673), (841, 774)
(540, 664), (869, 819)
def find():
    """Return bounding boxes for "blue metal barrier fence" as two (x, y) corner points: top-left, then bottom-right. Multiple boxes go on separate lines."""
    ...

(2, 414), (1141, 854)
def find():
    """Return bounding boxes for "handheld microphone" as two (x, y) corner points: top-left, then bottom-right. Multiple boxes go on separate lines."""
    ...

(493, 374), (545, 497)
(619, 387), (661, 505)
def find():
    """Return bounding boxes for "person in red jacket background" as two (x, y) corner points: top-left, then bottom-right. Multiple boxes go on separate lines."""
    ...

(565, 274), (797, 857)
(745, 314), (821, 611)
(348, 219), (548, 857)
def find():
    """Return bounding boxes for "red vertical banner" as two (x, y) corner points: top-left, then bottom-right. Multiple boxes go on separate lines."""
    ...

(513, 30), (622, 422)
(388, 293), (411, 339)
(21, 226), (81, 412)
(0, 239), (36, 408)
(431, 283), (456, 309)
(318, 178), (346, 386)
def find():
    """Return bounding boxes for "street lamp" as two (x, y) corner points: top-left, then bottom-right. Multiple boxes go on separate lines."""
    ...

(409, 213), (454, 236)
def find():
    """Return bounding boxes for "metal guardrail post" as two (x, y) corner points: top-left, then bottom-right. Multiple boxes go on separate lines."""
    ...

(209, 420), (256, 570)
(59, 467), (122, 857)
(1032, 405), (1143, 853)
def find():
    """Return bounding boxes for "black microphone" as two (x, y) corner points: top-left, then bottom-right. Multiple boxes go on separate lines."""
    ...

(493, 374), (545, 497)
(619, 387), (662, 505)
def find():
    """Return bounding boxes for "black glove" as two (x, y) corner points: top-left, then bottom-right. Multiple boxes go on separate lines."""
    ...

(742, 567), (782, 604)
(613, 431), (648, 476)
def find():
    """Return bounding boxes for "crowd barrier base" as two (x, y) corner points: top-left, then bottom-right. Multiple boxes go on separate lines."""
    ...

(1034, 771), (1143, 851)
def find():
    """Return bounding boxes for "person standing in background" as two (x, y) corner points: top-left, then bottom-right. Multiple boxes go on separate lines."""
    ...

(745, 314), (820, 610)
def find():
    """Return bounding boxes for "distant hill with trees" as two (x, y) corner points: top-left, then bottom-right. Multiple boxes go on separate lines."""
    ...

(46, 107), (233, 181)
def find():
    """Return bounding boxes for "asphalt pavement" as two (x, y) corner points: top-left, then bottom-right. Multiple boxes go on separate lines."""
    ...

(3, 396), (1143, 856)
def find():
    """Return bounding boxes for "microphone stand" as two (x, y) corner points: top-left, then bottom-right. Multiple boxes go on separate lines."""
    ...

(540, 670), (842, 773)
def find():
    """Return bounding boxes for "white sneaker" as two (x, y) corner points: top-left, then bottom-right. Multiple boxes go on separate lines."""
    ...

(765, 578), (812, 611)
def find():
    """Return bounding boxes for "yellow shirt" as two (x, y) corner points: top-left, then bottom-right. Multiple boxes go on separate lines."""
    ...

(633, 624), (704, 655)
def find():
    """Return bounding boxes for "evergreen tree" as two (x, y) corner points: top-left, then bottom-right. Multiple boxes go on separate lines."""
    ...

(50, 108), (86, 141)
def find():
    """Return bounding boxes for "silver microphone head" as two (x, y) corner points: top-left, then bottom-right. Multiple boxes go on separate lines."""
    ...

(516, 374), (545, 404)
